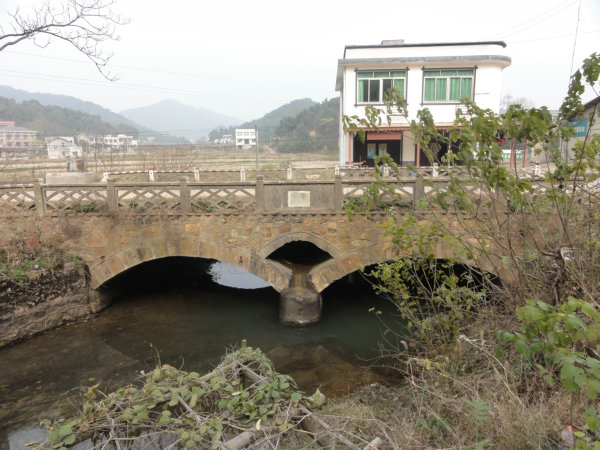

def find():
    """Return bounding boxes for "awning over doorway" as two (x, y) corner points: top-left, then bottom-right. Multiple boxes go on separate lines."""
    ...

(367, 131), (402, 140)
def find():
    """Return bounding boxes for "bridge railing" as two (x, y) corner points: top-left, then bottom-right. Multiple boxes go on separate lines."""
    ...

(0, 176), (563, 215)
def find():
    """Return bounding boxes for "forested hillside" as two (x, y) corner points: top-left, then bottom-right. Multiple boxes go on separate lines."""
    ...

(0, 97), (138, 138)
(275, 97), (339, 154)
(0, 85), (140, 128)
(209, 98), (316, 144)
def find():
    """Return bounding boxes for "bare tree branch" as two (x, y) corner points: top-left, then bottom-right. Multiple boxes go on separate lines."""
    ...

(0, 0), (129, 80)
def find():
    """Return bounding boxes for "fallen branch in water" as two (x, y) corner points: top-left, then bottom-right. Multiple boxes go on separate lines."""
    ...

(36, 345), (383, 449)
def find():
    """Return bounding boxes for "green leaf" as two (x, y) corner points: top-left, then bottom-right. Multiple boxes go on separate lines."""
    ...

(514, 340), (530, 357)
(63, 434), (76, 446)
(58, 424), (72, 437)
(586, 414), (600, 433)
(585, 377), (600, 399)
(561, 362), (585, 391)
(290, 392), (302, 403)
(581, 302), (600, 320)
(517, 304), (545, 323)
(49, 429), (60, 444)
(158, 415), (171, 426)
(189, 393), (198, 408)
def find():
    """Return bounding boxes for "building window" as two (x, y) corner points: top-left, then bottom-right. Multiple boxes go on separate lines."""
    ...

(357, 70), (406, 104)
(423, 69), (474, 103)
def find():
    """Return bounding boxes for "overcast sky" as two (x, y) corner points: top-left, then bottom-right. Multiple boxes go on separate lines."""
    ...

(0, 0), (598, 125)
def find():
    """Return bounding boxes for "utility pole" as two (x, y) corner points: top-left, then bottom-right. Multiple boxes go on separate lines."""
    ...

(255, 124), (258, 170)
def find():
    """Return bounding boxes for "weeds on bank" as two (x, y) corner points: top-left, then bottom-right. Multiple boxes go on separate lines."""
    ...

(0, 214), (85, 283)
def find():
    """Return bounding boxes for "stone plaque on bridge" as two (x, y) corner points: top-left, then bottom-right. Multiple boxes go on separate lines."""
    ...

(288, 191), (310, 208)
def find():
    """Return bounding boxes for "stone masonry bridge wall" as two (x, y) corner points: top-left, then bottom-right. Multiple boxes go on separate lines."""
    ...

(57, 211), (497, 296)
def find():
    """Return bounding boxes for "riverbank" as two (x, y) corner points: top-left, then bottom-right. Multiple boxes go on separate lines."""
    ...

(0, 263), (111, 347)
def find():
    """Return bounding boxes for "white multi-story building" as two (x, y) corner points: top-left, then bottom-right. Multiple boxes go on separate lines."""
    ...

(0, 121), (37, 151)
(335, 40), (511, 166)
(102, 134), (137, 150)
(235, 128), (257, 149)
(46, 137), (82, 159)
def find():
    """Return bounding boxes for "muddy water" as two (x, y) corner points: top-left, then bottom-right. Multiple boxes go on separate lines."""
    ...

(0, 260), (403, 448)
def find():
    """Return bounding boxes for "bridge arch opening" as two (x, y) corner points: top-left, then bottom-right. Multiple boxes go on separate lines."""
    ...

(320, 258), (500, 312)
(267, 241), (332, 266)
(99, 256), (276, 298)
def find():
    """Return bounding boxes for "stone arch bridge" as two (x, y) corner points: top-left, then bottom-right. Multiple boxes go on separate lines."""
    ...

(0, 175), (520, 324)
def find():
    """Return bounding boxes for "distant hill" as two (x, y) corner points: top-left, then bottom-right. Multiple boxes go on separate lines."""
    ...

(275, 97), (339, 154)
(0, 96), (139, 138)
(209, 98), (317, 143)
(0, 85), (139, 129)
(120, 100), (242, 141)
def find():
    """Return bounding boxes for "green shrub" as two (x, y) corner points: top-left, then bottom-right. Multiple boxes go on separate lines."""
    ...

(72, 202), (95, 213)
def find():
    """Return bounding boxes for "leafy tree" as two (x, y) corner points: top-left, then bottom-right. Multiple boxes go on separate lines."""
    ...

(344, 52), (600, 446)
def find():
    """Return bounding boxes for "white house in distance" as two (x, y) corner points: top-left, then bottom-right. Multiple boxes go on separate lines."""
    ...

(335, 40), (511, 166)
(103, 134), (137, 150)
(235, 128), (257, 149)
(46, 137), (82, 159)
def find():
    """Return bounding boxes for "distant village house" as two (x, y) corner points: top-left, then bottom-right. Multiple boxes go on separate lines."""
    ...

(0, 121), (37, 153)
(235, 129), (256, 149)
(214, 134), (234, 145)
(102, 134), (137, 150)
(46, 137), (83, 159)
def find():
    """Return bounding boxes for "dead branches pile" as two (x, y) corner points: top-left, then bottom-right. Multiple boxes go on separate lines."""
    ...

(37, 346), (385, 449)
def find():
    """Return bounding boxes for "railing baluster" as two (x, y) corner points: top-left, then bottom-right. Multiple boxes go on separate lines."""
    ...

(180, 177), (190, 213)
(107, 179), (117, 210)
(34, 178), (46, 215)
(256, 176), (264, 211)
(334, 175), (343, 211)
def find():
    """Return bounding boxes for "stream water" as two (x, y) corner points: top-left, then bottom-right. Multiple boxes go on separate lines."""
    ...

(0, 258), (404, 449)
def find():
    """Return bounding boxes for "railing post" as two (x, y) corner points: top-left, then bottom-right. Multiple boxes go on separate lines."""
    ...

(194, 167), (200, 182)
(256, 175), (264, 211)
(414, 174), (424, 208)
(107, 178), (117, 211)
(33, 178), (46, 215)
(240, 167), (246, 182)
(179, 176), (190, 213)
(286, 167), (293, 181)
(334, 174), (343, 211)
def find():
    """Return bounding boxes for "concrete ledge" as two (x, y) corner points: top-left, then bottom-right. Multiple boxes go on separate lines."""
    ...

(46, 172), (97, 184)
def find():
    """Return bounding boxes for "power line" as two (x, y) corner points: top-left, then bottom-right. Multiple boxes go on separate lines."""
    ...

(2, 49), (307, 90)
(507, 28), (599, 45)
(569, 0), (583, 78)
(0, 69), (289, 104)
(488, 0), (578, 40)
